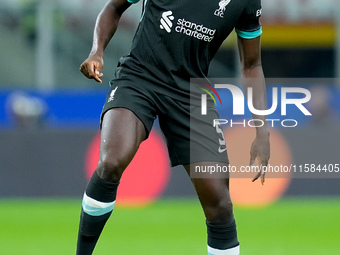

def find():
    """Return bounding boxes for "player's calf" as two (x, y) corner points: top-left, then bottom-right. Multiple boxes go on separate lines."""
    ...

(76, 170), (119, 255)
(207, 217), (239, 255)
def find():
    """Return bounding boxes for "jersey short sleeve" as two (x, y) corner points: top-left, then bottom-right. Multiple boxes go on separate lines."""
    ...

(127, 0), (140, 4)
(235, 0), (262, 39)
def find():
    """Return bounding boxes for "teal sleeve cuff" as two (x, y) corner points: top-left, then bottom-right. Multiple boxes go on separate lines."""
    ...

(127, 0), (140, 3)
(235, 27), (262, 39)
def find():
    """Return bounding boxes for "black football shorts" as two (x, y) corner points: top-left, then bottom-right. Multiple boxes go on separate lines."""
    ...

(101, 75), (229, 167)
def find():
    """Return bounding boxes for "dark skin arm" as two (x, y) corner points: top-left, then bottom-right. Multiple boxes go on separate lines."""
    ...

(80, 0), (132, 83)
(237, 36), (270, 185)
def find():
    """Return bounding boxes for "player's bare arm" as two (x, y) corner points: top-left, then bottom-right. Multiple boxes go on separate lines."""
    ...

(80, 0), (132, 83)
(238, 36), (270, 185)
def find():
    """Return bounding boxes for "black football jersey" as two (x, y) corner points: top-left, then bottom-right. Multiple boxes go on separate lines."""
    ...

(117, 0), (262, 101)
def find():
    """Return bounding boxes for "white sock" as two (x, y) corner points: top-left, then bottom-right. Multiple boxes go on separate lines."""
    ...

(208, 245), (240, 255)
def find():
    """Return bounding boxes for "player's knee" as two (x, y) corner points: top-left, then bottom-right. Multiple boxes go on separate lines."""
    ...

(207, 200), (234, 222)
(96, 157), (126, 183)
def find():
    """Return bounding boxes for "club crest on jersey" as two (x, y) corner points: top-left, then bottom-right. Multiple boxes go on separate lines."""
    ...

(214, 0), (231, 18)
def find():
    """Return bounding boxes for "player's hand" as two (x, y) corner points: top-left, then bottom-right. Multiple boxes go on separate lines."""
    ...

(80, 54), (104, 83)
(250, 133), (270, 185)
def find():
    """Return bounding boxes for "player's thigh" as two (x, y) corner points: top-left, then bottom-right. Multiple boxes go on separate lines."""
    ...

(97, 108), (146, 180)
(158, 97), (228, 167)
(184, 162), (233, 222)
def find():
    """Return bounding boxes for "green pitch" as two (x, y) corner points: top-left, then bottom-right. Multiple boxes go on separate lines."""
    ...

(0, 198), (339, 254)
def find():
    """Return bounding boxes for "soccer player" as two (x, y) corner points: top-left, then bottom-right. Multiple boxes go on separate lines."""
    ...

(77, 0), (270, 254)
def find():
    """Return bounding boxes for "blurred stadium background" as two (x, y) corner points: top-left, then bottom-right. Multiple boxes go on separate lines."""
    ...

(0, 0), (339, 254)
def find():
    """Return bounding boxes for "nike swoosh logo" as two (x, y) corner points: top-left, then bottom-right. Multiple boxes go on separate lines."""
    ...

(218, 146), (227, 153)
